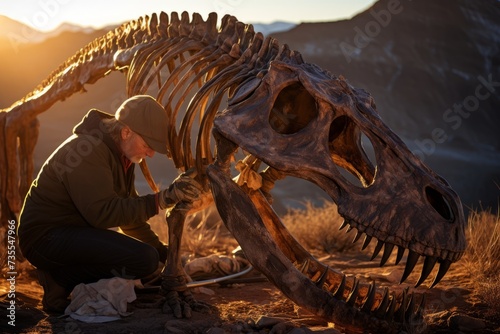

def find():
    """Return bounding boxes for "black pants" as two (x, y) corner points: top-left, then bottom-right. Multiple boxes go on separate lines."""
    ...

(23, 226), (159, 291)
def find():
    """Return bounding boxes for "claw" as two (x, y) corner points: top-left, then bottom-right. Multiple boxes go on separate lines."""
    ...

(189, 298), (216, 315)
(162, 289), (214, 318)
(162, 290), (189, 318)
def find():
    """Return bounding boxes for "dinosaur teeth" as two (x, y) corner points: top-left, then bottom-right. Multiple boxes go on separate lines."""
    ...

(346, 277), (359, 307)
(352, 230), (363, 244)
(369, 284), (426, 324)
(299, 259), (310, 274)
(374, 287), (390, 318)
(315, 265), (329, 289)
(394, 287), (408, 322)
(370, 239), (384, 261)
(395, 245), (405, 265)
(361, 281), (377, 313)
(379, 242), (395, 267)
(404, 291), (416, 323)
(333, 275), (346, 299)
(338, 219), (349, 231)
(400, 250), (420, 284)
(430, 259), (452, 288)
(407, 292), (428, 324)
(416, 292), (427, 317)
(415, 256), (438, 287)
(361, 234), (372, 250)
(384, 292), (397, 322)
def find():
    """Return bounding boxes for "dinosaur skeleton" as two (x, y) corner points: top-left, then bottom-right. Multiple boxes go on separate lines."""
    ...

(0, 12), (466, 333)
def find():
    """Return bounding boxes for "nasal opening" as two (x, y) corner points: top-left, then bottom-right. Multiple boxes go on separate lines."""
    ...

(269, 82), (318, 135)
(425, 186), (454, 222)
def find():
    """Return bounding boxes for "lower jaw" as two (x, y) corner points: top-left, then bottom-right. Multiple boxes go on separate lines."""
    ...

(207, 163), (428, 333)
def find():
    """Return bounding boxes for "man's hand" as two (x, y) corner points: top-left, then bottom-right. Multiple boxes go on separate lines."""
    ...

(159, 173), (203, 209)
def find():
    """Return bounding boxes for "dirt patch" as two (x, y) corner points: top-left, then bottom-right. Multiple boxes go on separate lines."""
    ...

(1, 251), (499, 333)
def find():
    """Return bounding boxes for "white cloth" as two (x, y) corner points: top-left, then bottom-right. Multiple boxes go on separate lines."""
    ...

(64, 277), (139, 323)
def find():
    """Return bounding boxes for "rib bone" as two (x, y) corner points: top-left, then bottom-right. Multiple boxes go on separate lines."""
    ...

(0, 11), (468, 333)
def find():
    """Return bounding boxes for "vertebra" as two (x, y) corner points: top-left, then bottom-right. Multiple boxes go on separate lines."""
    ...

(0, 11), (466, 333)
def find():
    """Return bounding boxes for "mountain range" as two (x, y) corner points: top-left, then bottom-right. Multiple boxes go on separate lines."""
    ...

(0, 0), (498, 212)
(270, 0), (500, 211)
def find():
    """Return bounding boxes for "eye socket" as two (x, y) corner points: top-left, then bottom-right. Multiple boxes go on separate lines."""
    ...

(425, 186), (454, 222)
(329, 115), (348, 142)
(269, 83), (318, 134)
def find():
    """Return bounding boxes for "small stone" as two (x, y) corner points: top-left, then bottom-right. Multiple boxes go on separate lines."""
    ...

(255, 315), (289, 328)
(233, 323), (244, 332)
(425, 310), (452, 327)
(447, 313), (486, 331)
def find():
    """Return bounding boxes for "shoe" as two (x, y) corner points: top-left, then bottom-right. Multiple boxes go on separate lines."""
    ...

(37, 269), (70, 315)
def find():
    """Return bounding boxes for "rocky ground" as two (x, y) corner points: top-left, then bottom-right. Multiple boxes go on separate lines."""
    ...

(1, 249), (499, 334)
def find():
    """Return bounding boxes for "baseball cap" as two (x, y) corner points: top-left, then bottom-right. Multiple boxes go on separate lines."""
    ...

(115, 95), (169, 154)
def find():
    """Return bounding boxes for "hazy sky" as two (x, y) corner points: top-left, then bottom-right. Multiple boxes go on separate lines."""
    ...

(1, 0), (376, 32)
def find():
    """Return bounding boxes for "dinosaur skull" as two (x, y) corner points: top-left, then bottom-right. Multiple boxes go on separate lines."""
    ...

(213, 60), (466, 284)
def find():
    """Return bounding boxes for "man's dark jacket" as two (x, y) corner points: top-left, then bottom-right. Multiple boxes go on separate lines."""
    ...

(18, 109), (163, 254)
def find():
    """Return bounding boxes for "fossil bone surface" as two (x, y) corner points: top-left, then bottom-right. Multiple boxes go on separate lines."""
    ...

(0, 11), (466, 333)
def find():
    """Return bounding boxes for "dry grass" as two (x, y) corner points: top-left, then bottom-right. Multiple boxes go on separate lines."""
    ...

(150, 200), (357, 259)
(462, 208), (500, 314)
(5, 195), (499, 317)
(281, 201), (360, 254)
(181, 206), (238, 257)
(149, 204), (239, 258)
